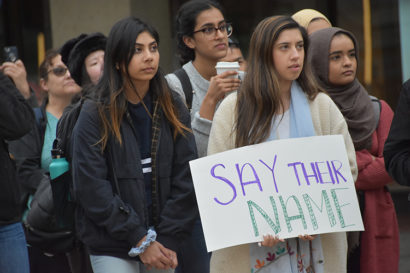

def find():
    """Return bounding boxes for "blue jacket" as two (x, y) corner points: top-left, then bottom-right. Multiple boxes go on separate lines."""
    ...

(72, 92), (199, 260)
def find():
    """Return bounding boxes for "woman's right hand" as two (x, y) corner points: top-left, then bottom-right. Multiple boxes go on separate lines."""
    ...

(199, 70), (241, 120)
(259, 234), (285, 247)
(139, 241), (177, 270)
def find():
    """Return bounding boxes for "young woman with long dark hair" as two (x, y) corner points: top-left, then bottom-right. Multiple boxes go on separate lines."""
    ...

(207, 16), (357, 273)
(71, 17), (198, 273)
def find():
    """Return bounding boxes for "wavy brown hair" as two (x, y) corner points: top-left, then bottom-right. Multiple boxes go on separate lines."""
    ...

(235, 16), (322, 147)
(95, 17), (190, 150)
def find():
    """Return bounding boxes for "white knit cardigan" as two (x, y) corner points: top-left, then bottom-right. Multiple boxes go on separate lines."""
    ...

(207, 92), (358, 273)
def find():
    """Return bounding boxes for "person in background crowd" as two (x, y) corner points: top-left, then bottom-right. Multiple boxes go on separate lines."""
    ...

(384, 79), (410, 185)
(9, 50), (81, 273)
(0, 70), (33, 273)
(220, 36), (247, 71)
(292, 9), (331, 35)
(165, 1), (240, 272)
(60, 32), (106, 90)
(308, 27), (399, 273)
(71, 16), (198, 273)
(207, 15), (357, 273)
(1, 59), (39, 107)
(56, 32), (107, 273)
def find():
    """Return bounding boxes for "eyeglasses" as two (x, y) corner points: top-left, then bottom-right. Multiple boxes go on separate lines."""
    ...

(47, 66), (68, 77)
(192, 23), (233, 38)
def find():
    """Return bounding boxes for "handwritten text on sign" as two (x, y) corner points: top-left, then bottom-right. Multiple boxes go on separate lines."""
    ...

(189, 135), (363, 252)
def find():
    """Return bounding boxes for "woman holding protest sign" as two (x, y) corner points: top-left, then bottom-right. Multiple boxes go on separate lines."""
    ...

(308, 27), (399, 273)
(207, 16), (357, 273)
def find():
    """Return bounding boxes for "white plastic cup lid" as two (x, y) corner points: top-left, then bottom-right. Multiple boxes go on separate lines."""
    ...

(215, 61), (240, 69)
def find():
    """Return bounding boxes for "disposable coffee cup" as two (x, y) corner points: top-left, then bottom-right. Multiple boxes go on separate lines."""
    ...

(215, 61), (240, 78)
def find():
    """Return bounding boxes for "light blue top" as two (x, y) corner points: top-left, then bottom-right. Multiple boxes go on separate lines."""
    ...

(41, 112), (58, 172)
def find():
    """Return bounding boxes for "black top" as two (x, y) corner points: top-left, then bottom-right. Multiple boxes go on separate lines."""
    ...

(127, 93), (153, 218)
(0, 71), (34, 225)
(384, 79), (410, 185)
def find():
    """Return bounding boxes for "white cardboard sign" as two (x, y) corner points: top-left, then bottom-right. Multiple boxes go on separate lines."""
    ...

(189, 135), (363, 252)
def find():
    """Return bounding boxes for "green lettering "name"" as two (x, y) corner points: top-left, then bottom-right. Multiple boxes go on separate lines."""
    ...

(247, 188), (352, 236)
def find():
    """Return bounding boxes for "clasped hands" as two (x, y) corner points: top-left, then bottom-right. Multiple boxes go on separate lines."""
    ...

(137, 237), (178, 270)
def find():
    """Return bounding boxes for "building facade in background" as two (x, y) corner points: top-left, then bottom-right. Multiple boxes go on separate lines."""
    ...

(1, 0), (409, 109)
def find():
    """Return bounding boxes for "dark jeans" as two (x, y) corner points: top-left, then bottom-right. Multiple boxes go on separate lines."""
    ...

(176, 218), (211, 273)
(0, 222), (30, 273)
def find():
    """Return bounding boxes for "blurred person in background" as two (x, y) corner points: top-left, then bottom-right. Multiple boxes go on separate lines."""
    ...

(220, 36), (247, 71)
(9, 50), (81, 273)
(292, 8), (331, 35)
(0, 70), (33, 273)
(1, 59), (40, 107)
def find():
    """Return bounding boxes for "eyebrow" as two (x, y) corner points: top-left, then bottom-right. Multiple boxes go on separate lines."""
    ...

(135, 41), (157, 47)
(329, 48), (355, 55)
(198, 20), (226, 29)
(276, 40), (303, 46)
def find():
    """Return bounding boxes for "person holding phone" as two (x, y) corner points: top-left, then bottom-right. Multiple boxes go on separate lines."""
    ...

(0, 70), (33, 273)
(9, 50), (81, 273)
(1, 46), (39, 106)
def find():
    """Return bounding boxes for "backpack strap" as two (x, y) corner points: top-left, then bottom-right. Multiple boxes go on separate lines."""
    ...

(174, 68), (193, 110)
(33, 107), (43, 130)
(369, 95), (381, 127)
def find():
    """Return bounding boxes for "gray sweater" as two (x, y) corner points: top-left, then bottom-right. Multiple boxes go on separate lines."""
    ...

(166, 61), (215, 158)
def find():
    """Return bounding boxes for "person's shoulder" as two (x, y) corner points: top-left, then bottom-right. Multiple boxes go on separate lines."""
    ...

(81, 98), (99, 111)
(75, 99), (101, 125)
(310, 92), (334, 107)
(220, 92), (238, 110)
(403, 78), (410, 91)
(165, 72), (178, 84)
(170, 89), (186, 108)
(309, 92), (344, 123)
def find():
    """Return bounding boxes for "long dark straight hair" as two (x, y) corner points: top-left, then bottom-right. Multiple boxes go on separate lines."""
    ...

(95, 16), (189, 149)
(235, 16), (321, 147)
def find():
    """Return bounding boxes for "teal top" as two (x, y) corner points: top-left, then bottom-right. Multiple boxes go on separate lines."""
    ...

(41, 111), (58, 172)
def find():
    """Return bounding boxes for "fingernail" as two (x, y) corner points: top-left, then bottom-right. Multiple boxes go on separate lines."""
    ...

(258, 242), (262, 247)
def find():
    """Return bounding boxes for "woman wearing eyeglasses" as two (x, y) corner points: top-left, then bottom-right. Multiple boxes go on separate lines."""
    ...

(165, 1), (240, 273)
(167, 0), (240, 158)
(9, 50), (81, 273)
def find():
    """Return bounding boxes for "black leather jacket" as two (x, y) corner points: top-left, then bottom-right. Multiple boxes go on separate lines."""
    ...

(0, 72), (34, 225)
(72, 92), (199, 260)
